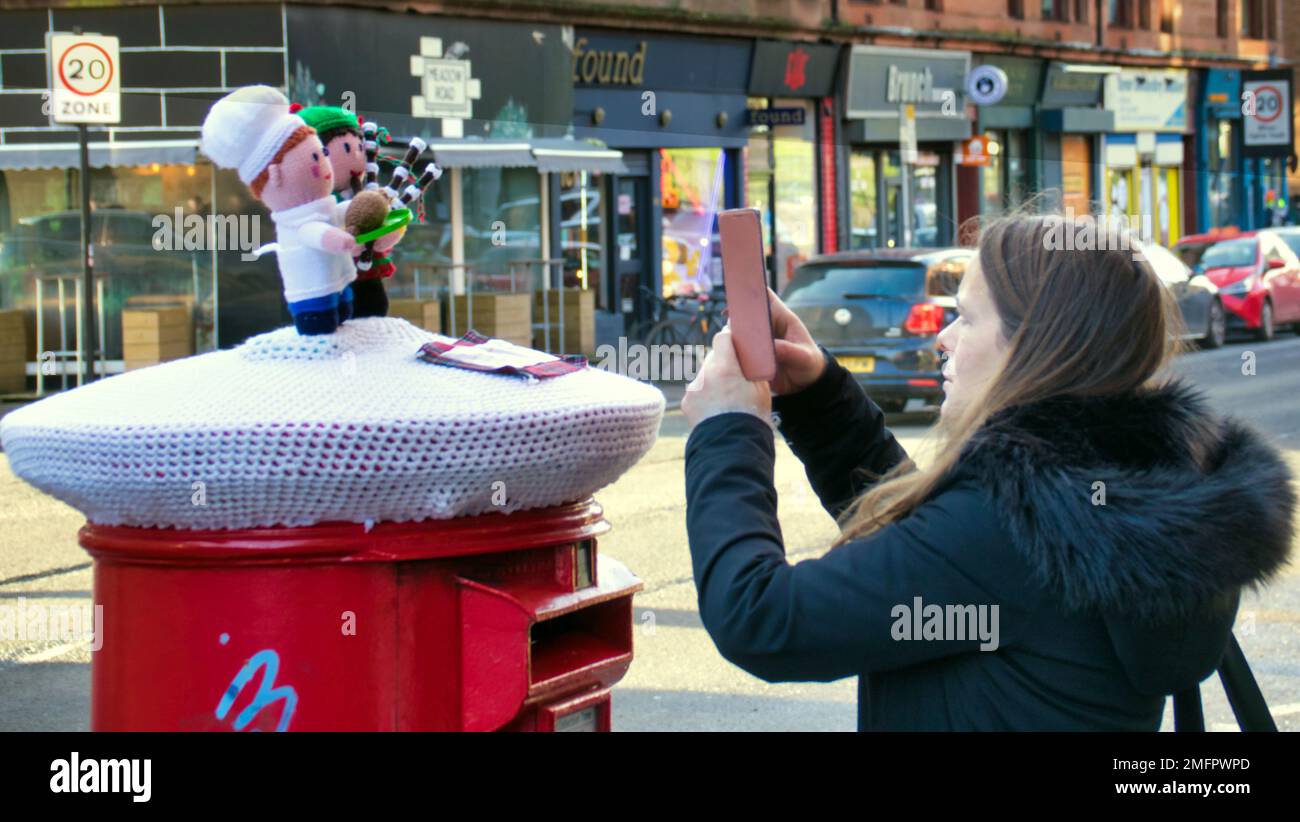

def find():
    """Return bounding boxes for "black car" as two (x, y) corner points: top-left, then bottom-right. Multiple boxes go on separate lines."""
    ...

(1137, 241), (1225, 349)
(781, 248), (971, 413)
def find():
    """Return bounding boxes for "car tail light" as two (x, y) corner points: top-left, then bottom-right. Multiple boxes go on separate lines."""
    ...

(904, 303), (945, 336)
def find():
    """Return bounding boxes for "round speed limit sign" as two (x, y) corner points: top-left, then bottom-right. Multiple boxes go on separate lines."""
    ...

(47, 32), (121, 124)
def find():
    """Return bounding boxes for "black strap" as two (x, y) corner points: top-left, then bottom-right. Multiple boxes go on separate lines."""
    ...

(1173, 634), (1277, 732)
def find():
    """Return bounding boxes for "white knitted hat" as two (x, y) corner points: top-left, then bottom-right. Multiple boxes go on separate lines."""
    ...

(200, 85), (306, 185)
(0, 318), (665, 531)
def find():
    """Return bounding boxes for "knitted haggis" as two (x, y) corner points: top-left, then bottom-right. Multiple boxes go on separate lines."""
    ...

(200, 86), (358, 336)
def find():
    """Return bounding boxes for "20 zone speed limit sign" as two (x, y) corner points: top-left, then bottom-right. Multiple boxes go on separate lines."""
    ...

(47, 32), (121, 124)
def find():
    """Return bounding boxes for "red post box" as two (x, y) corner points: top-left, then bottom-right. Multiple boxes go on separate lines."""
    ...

(79, 497), (641, 732)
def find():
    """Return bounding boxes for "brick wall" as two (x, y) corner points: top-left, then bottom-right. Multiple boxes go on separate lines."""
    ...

(840, 0), (1283, 63)
(0, 4), (287, 145)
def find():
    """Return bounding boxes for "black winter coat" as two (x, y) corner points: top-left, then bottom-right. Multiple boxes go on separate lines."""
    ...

(683, 350), (1296, 730)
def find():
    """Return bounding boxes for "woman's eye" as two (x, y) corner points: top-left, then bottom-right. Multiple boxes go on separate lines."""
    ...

(313, 151), (321, 161)
(344, 143), (352, 154)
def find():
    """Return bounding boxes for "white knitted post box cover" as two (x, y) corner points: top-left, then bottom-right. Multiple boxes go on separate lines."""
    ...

(0, 318), (664, 530)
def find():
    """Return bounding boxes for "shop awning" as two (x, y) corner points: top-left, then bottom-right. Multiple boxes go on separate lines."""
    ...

(0, 140), (199, 171)
(426, 141), (536, 169)
(530, 139), (628, 174)
(418, 139), (626, 173)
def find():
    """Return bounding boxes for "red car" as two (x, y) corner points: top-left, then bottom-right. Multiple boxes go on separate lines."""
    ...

(1188, 230), (1300, 341)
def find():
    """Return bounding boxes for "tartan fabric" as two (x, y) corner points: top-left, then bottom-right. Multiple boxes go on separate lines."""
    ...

(355, 256), (396, 281)
(418, 330), (588, 381)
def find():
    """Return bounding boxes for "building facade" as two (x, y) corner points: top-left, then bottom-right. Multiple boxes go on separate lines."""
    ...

(0, 1), (1293, 391)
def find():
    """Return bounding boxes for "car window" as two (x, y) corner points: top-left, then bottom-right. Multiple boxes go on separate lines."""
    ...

(925, 253), (969, 297)
(1175, 243), (1208, 268)
(782, 264), (926, 303)
(1200, 239), (1257, 269)
(1138, 244), (1190, 285)
(1278, 233), (1300, 259)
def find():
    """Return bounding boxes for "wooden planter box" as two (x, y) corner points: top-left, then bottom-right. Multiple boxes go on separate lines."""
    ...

(387, 298), (442, 334)
(532, 289), (595, 356)
(0, 309), (28, 394)
(448, 293), (532, 347)
(122, 307), (193, 372)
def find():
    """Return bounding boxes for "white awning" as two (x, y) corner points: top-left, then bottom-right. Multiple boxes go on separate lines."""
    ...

(0, 140), (200, 171)
(396, 139), (625, 172)
(530, 139), (627, 174)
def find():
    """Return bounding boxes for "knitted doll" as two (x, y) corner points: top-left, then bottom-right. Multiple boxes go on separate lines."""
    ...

(293, 104), (404, 319)
(200, 86), (357, 336)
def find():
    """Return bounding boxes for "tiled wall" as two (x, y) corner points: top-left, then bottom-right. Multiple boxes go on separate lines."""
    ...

(0, 3), (287, 144)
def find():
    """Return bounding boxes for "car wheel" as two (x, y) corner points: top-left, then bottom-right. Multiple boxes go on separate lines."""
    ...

(1201, 300), (1226, 350)
(1256, 301), (1274, 342)
(876, 398), (906, 414)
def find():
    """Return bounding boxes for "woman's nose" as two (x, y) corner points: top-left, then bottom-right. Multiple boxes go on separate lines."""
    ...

(936, 321), (956, 354)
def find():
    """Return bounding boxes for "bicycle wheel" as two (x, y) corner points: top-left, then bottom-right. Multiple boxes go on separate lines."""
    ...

(645, 318), (688, 348)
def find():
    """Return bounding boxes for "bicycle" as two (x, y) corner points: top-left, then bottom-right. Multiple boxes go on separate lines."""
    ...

(639, 290), (728, 349)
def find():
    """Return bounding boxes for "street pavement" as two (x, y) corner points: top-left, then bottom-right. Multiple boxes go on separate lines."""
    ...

(1, 333), (1298, 731)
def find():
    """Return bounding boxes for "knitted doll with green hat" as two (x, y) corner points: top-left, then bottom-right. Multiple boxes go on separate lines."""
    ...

(292, 103), (400, 319)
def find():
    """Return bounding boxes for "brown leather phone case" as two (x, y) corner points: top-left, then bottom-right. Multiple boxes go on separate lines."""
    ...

(718, 208), (777, 382)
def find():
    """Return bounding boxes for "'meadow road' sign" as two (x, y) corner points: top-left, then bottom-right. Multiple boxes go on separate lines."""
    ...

(47, 32), (121, 125)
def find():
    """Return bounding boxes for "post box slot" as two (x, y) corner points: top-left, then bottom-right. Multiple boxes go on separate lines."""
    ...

(529, 598), (630, 688)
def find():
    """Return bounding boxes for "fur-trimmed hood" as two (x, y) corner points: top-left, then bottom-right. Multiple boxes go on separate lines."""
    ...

(949, 378), (1296, 694)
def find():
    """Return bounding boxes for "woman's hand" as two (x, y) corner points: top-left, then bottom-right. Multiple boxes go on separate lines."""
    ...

(767, 288), (826, 396)
(682, 326), (771, 430)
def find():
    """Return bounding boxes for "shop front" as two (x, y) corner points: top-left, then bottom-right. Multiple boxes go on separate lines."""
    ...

(1102, 68), (1191, 247)
(743, 39), (840, 291)
(970, 55), (1044, 218)
(843, 46), (972, 252)
(1240, 69), (1295, 230)
(1037, 62), (1114, 220)
(571, 31), (751, 343)
(1196, 69), (1246, 232)
(290, 6), (621, 354)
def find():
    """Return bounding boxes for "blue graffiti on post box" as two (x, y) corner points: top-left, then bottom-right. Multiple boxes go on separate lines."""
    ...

(216, 649), (299, 732)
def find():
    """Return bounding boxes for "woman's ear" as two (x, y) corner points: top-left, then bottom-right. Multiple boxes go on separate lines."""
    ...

(267, 163), (283, 190)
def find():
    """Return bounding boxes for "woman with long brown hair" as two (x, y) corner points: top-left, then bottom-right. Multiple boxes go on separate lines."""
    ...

(681, 214), (1295, 730)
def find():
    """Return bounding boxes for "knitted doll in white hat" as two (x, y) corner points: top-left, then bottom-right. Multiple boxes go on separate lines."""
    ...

(200, 85), (358, 335)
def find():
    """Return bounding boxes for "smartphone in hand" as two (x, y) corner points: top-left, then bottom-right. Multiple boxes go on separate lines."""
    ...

(718, 208), (778, 382)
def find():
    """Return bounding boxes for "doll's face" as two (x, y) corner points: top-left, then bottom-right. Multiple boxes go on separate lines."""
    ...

(258, 135), (333, 212)
(323, 131), (367, 195)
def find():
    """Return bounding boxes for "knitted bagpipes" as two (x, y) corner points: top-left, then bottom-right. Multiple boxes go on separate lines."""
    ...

(292, 103), (442, 319)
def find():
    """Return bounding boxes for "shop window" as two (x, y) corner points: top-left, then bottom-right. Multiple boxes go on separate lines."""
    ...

(1208, 119), (1239, 230)
(558, 171), (606, 305)
(660, 147), (724, 297)
(848, 151), (879, 250)
(461, 166), (541, 293)
(388, 168), (453, 302)
(982, 134), (1005, 217)
(980, 131), (1029, 217)
(0, 162), (221, 364)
